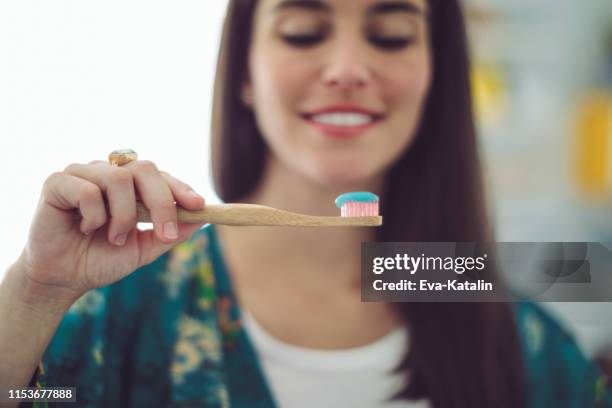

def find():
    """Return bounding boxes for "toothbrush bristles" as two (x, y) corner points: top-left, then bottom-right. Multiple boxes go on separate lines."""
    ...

(340, 202), (379, 217)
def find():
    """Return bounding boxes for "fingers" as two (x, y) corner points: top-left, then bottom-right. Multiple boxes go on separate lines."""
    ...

(59, 160), (205, 247)
(90, 160), (144, 200)
(120, 160), (179, 244)
(76, 180), (108, 235)
(64, 163), (137, 245)
(43, 172), (108, 235)
(159, 171), (205, 211)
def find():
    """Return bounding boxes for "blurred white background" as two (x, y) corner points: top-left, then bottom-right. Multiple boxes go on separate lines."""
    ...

(1, 0), (611, 358)
(0, 0), (228, 273)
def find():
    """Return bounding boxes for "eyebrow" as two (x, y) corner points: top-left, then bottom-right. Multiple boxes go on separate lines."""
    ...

(273, 0), (425, 16)
(367, 2), (426, 17)
(274, 0), (332, 13)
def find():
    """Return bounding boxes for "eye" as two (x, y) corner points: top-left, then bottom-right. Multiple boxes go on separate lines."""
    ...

(281, 33), (326, 48)
(368, 36), (414, 50)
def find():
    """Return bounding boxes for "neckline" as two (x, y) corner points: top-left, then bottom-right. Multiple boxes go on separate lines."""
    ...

(242, 308), (408, 372)
(206, 223), (409, 372)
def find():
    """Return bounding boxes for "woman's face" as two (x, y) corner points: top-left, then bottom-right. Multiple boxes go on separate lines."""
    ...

(245, 0), (432, 189)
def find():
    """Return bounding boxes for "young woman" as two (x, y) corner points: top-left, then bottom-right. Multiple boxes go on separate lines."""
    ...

(1, 0), (610, 407)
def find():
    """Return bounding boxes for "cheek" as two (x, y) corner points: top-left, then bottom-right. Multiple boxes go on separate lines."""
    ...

(386, 54), (432, 114)
(251, 48), (313, 115)
(382, 54), (432, 146)
(357, 54), (431, 175)
(250, 48), (318, 154)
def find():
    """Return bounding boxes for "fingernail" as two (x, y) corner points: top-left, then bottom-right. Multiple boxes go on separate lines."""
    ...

(163, 222), (178, 240)
(114, 233), (128, 246)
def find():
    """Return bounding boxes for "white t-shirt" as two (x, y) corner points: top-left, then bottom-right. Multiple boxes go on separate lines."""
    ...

(242, 310), (431, 408)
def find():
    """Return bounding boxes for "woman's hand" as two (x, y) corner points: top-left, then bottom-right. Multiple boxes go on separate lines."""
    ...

(14, 159), (206, 306)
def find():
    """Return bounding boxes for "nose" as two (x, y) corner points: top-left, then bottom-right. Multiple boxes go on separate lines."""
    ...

(321, 36), (372, 91)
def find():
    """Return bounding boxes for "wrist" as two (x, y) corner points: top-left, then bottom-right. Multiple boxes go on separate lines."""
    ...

(2, 254), (79, 318)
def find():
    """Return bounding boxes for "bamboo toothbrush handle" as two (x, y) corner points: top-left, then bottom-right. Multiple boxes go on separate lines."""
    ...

(136, 202), (382, 227)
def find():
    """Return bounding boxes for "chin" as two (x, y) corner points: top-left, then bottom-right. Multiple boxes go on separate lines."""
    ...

(306, 159), (381, 190)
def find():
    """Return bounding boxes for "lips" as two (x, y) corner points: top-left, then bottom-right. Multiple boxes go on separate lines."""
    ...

(301, 106), (385, 139)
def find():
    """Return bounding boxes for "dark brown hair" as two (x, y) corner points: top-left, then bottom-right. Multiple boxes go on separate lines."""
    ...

(211, 0), (526, 406)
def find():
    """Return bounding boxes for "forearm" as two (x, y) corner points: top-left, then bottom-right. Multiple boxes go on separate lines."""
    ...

(0, 258), (75, 389)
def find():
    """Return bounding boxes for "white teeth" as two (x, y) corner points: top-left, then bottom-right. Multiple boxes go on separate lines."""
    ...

(311, 113), (373, 127)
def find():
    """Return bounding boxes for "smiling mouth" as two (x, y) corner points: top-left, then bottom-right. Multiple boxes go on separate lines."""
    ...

(300, 112), (385, 139)
(302, 111), (385, 127)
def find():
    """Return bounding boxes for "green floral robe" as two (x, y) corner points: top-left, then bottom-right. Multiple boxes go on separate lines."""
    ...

(29, 225), (611, 407)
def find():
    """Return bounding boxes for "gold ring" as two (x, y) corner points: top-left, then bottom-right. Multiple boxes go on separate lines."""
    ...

(109, 149), (138, 166)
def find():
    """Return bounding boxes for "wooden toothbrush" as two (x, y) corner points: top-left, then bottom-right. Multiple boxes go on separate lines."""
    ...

(135, 192), (382, 227)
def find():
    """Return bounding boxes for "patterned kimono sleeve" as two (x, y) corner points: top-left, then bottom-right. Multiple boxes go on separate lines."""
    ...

(26, 286), (111, 408)
(515, 301), (612, 407)
(25, 253), (170, 408)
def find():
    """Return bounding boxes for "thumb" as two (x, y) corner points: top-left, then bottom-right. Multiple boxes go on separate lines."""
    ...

(136, 222), (206, 268)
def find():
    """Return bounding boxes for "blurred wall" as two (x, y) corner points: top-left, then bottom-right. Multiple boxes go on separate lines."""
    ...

(466, 0), (612, 356)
